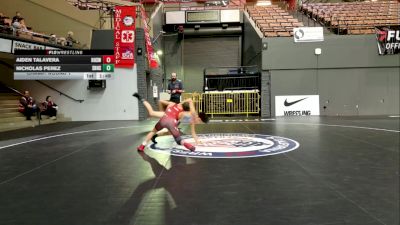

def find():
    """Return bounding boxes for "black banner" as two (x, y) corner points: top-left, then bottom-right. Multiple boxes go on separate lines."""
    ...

(14, 49), (114, 55)
(375, 26), (400, 55)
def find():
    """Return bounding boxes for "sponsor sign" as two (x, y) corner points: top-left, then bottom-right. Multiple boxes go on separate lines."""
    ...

(114, 6), (136, 68)
(376, 26), (400, 55)
(293, 27), (324, 43)
(275, 95), (320, 116)
(12, 41), (45, 53)
(0, 38), (12, 53)
(148, 133), (300, 158)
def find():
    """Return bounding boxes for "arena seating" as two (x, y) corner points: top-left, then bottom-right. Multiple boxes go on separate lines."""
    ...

(301, 0), (399, 34)
(0, 12), (76, 47)
(247, 4), (304, 37)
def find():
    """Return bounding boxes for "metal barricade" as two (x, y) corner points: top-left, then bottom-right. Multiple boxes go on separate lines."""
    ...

(182, 91), (260, 117)
(182, 92), (202, 112)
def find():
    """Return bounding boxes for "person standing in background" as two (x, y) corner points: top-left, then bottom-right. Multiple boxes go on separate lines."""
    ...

(167, 72), (184, 103)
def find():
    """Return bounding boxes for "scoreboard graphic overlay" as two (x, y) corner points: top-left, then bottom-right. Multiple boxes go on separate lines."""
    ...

(14, 50), (115, 80)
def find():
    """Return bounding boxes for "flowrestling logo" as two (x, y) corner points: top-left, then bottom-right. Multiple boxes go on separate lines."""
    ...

(147, 133), (299, 158)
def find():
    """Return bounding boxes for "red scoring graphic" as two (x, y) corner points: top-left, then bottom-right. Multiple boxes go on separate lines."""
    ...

(102, 55), (115, 64)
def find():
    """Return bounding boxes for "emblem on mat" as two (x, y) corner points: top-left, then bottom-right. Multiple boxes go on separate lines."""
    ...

(148, 133), (299, 158)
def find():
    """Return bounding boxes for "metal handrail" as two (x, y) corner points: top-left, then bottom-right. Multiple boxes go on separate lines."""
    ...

(35, 80), (84, 103)
(0, 81), (24, 96)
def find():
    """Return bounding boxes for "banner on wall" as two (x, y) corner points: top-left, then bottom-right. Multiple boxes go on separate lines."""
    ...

(375, 26), (400, 55)
(12, 40), (45, 53)
(293, 27), (324, 43)
(140, 6), (158, 69)
(275, 95), (320, 116)
(114, 6), (136, 68)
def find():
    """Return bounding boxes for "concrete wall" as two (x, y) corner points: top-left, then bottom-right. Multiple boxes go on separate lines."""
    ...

(0, 0), (102, 47)
(242, 12), (262, 69)
(242, 12), (272, 117)
(262, 35), (400, 116)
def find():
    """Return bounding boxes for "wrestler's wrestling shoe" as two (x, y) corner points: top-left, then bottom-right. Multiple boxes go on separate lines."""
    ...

(133, 93), (143, 101)
(137, 144), (145, 152)
(151, 134), (158, 144)
(183, 142), (196, 151)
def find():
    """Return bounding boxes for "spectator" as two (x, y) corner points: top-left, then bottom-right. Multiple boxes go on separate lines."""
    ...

(41, 96), (58, 120)
(12, 12), (27, 31)
(12, 12), (22, 24)
(18, 90), (37, 120)
(11, 12), (28, 35)
(167, 72), (184, 103)
(66, 31), (79, 47)
(0, 13), (6, 26)
(49, 34), (57, 44)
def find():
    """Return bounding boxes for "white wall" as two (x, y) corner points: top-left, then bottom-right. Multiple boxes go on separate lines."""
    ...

(1, 66), (139, 121)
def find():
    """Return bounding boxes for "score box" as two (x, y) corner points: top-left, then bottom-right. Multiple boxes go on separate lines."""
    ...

(103, 55), (115, 64)
(84, 72), (113, 80)
(102, 64), (114, 72)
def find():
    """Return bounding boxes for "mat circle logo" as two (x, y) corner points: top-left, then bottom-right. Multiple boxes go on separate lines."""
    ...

(148, 133), (299, 158)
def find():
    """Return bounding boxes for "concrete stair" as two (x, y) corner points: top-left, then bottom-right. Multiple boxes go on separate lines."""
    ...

(0, 114), (70, 132)
(0, 90), (71, 132)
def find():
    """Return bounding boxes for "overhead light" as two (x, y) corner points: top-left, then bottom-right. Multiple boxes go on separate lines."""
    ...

(156, 50), (163, 55)
(137, 47), (142, 55)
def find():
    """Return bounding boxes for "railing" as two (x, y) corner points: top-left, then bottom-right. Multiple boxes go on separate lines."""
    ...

(0, 24), (82, 48)
(35, 81), (84, 103)
(0, 81), (24, 96)
(328, 17), (398, 35)
(182, 90), (260, 118)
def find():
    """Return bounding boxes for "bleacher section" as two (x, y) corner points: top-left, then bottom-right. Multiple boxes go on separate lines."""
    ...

(301, 0), (399, 35)
(247, 5), (304, 37)
(0, 12), (81, 48)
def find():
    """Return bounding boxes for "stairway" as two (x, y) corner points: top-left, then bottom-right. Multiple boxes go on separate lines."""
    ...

(0, 85), (69, 132)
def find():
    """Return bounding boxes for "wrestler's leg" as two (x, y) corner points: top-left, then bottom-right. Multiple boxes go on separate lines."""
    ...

(133, 93), (164, 118)
(165, 120), (195, 151)
(137, 120), (164, 151)
(137, 128), (157, 152)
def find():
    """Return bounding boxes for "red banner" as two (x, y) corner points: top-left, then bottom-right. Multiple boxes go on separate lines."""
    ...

(114, 6), (136, 68)
(140, 6), (158, 69)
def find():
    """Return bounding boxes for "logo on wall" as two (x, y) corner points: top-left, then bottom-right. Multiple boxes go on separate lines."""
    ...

(275, 95), (320, 116)
(376, 27), (400, 55)
(284, 97), (308, 107)
(123, 16), (134, 26)
(294, 29), (305, 40)
(147, 133), (300, 158)
(121, 46), (134, 59)
(121, 30), (135, 43)
(293, 27), (323, 43)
